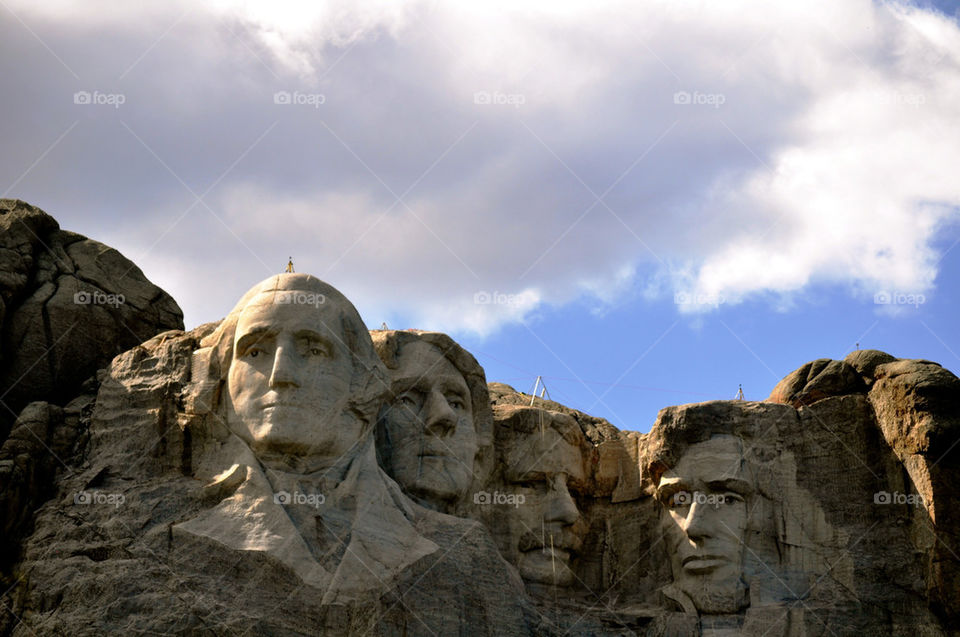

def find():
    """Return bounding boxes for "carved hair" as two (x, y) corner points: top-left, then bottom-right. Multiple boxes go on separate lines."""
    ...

(643, 401), (785, 498)
(492, 407), (586, 449)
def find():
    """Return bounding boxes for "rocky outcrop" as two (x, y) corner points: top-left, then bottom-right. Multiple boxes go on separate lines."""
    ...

(0, 199), (183, 607)
(2, 280), (535, 636)
(862, 355), (960, 628)
(767, 358), (866, 407)
(0, 391), (95, 573)
(0, 229), (956, 636)
(766, 350), (960, 632)
(0, 199), (183, 432)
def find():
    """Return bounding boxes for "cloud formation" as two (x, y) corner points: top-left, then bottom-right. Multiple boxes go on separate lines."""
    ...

(1, 0), (958, 333)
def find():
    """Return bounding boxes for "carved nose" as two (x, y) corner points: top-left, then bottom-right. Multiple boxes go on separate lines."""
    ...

(544, 475), (579, 526)
(268, 345), (300, 389)
(683, 501), (713, 541)
(423, 389), (456, 437)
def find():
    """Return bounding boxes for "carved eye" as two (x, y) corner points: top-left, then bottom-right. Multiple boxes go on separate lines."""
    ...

(302, 338), (330, 358)
(397, 393), (421, 410)
(517, 479), (546, 492)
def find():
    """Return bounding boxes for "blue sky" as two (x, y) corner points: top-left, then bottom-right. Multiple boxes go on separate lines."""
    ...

(1, 0), (958, 433)
(459, 244), (960, 431)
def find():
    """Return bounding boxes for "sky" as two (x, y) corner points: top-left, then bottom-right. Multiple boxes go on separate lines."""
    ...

(1, 0), (958, 433)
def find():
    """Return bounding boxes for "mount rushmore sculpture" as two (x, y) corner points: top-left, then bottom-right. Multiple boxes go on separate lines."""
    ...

(1, 200), (958, 636)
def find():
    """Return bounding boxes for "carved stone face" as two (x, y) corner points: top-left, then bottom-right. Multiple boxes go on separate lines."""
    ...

(502, 428), (585, 586)
(657, 435), (750, 611)
(226, 291), (358, 462)
(379, 340), (478, 508)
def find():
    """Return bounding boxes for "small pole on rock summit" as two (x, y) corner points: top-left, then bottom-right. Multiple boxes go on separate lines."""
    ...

(285, 257), (295, 273)
(529, 376), (551, 406)
(856, 342), (860, 351)
(736, 384), (745, 401)
(380, 322), (388, 330)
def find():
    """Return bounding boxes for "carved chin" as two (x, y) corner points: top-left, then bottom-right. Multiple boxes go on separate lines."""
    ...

(241, 418), (360, 458)
(677, 576), (749, 614)
(517, 549), (575, 586)
(405, 458), (470, 498)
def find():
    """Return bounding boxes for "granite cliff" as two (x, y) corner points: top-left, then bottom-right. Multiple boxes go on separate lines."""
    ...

(0, 202), (956, 636)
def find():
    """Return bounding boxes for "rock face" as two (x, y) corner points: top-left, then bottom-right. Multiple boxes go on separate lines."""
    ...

(0, 200), (183, 584)
(768, 350), (960, 629)
(0, 250), (957, 635)
(767, 358), (865, 407)
(761, 350), (960, 634)
(0, 199), (183, 430)
(2, 276), (534, 636)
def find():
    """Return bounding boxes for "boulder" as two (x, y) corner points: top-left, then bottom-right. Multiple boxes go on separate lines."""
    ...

(767, 358), (866, 407)
(0, 199), (183, 434)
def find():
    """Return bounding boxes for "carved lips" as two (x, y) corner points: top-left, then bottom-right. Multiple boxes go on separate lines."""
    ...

(680, 553), (729, 573)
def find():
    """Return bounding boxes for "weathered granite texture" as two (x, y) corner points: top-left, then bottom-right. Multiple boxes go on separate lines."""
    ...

(0, 199), (183, 430)
(768, 350), (960, 632)
(2, 276), (533, 636)
(0, 199), (182, 583)
(0, 208), (955, 636)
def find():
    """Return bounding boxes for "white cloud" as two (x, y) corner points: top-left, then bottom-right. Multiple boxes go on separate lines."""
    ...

(3, 0), (959, 333)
